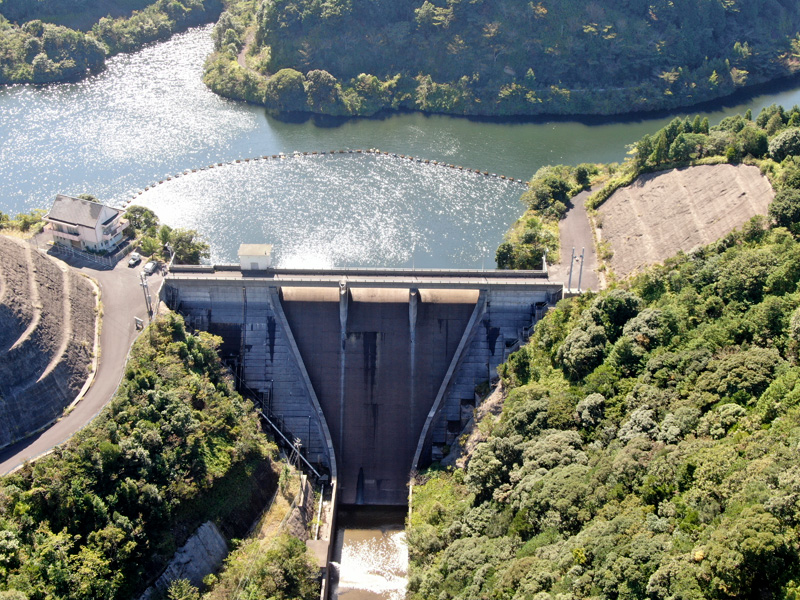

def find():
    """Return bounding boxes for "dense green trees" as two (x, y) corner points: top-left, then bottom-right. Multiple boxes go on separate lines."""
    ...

(0, 313), (293, 599)
(124, 205), (209, 264)
(411, 108), (800, 600)
(411, 224), (800, 599)
(0, 0), (223, 85)
(206, 0), (800, 117)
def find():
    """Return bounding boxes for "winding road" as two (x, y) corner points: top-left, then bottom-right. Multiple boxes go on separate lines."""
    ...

(0, 248), (163, 474)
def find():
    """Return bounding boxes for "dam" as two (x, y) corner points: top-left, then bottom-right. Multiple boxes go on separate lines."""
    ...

(162, 263), (563, 506)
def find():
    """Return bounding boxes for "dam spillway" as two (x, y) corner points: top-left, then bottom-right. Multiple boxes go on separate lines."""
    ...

(162, 267), (563, 505)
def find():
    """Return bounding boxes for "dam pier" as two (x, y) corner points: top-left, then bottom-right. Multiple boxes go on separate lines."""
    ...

(163, 261), (563, 506)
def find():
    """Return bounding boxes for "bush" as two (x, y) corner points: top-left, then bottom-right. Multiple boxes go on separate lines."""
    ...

(264, 68), (308, 112)
(769, 189), (800, 233)
(769, 128), (800, 162)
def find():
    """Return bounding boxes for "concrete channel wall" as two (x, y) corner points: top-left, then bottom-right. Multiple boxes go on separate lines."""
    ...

(163, 269), (563, 506)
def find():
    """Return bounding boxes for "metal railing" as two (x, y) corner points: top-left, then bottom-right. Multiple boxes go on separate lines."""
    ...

(230, 371), (324, 481)
(44, 237), (136, 268)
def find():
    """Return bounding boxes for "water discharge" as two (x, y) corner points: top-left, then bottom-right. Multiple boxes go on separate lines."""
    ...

(332, 507), (408, 600)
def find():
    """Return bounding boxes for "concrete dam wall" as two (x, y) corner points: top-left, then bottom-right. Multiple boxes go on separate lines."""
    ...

(164, 269), (562, 505)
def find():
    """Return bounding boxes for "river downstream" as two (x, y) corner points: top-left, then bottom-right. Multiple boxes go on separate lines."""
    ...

(5, 26), (800, 266)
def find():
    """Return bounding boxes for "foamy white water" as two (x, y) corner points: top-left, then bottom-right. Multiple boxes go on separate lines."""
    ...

(334, 529), (408, 600)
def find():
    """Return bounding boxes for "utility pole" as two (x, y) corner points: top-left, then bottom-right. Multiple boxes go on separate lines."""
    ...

(139, 273), (153, 321)
(567, 247), (575, 290)
(577, 248), (585, 293)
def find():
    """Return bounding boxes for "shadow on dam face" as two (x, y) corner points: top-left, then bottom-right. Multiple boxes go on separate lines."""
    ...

(281, 287), (476, 505)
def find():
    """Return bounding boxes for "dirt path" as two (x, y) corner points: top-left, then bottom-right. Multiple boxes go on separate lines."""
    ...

(0, 251), (164, 474)
(548, 187), (600, 291)
(237, 30), (255, 69)
(598, 164), (774, 279)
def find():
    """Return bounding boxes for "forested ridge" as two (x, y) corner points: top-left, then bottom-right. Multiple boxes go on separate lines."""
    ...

(0, 0), (223, 84)
(206, 0), (800, 117)
(408, 108), (800, 599)
(0, 313), (316, 599)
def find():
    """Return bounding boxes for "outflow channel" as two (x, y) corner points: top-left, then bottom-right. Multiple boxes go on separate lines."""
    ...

(331, 506), (408, 600)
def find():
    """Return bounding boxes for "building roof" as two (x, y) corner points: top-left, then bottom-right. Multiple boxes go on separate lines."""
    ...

(46, 194), (121, 228)
(238, 243), (273, 256)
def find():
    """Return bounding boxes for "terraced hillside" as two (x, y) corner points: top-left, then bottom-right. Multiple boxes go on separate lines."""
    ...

(0, 236), (98, 449)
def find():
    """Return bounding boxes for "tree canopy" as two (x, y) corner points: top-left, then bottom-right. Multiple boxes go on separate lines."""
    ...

(409, 106), (800, 600)
(206, 0), (800, 117)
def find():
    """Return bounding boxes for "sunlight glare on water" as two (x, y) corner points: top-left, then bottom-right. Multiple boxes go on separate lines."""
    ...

(136, 154), (524, 268)
(0, 25), (261, 211)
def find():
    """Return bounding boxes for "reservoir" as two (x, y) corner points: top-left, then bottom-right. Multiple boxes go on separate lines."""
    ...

(4, 26), (800, 266)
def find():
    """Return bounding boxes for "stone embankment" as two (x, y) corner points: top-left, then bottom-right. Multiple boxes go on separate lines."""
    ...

(0, 236), (98, 449)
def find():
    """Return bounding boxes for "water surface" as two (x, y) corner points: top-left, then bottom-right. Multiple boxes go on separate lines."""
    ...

(137, 153), (524, 266)
(4, 26), (800, 266)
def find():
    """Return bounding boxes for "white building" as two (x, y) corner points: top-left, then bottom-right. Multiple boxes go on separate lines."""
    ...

(44, 195), (129, 252)
(238, 243), (273, 270)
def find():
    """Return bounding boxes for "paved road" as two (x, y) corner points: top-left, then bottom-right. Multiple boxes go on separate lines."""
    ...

(0, 252), (163, 474)
(548, 188), (600, 291)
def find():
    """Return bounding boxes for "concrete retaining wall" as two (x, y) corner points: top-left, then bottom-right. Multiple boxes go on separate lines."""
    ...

(139, 521), (228, 600)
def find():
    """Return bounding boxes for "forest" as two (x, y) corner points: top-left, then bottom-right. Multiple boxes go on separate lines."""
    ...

(408, 105), (800, 599)
(0, 0), (222, 84)
(0, 313), (318, 600)
(205, 0), (800, 117)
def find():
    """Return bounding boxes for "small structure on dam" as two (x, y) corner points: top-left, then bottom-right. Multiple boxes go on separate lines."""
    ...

(162, 265), (563, 505)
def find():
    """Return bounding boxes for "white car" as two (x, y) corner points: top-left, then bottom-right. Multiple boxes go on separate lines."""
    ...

(128, 252), (141, 267)
(142, 261), (159, 275)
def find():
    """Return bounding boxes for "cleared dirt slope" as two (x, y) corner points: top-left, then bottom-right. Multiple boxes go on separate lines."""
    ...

(0, 236), (97, 448)
(598, 164), (774, 279)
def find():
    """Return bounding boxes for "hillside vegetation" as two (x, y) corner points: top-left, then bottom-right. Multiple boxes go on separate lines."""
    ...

(408, 110), (800, 599)
(0, 313), (315, 599)
(205, 0), (800, 117)
(497, 103), (800, 271)
(0, 0), (222, 84)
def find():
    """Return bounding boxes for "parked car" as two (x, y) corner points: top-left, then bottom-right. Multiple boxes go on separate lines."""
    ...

(128, 252), (141, 267)
(143, 260), (159, 275)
